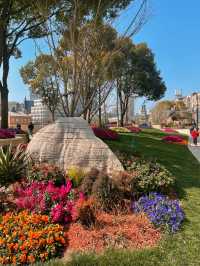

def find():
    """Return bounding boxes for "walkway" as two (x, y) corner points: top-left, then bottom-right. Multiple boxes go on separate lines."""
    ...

(188, 137), (200, 163)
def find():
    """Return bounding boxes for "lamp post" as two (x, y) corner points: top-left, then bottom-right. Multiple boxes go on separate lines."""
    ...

(193, 92), (199, 127)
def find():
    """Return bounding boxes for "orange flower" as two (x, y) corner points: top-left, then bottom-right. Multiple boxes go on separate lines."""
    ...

(27, 254), (35, 263)
(19, 254), (27, 263)
(14, 243), (19, 251)
(12, 256), (17, 264)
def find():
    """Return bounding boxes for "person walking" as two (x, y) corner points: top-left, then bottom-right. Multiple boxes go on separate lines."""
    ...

(16, 123), (21, 134)
(191, 127), (199, 146)
(28, 122), (34, 140)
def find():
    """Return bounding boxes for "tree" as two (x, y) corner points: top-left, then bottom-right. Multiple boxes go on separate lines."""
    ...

(113, 39), (166, 126)
(19, 0), (147, 126)
(150, 101), (174, 125)
(21, 22), (118, 123)
(150, 100), (188, 125)
(20, 55), (60, 121)
(0, 0), (66, 128)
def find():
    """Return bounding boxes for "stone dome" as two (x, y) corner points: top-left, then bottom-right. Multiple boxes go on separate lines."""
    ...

(27, 117), (124, 174)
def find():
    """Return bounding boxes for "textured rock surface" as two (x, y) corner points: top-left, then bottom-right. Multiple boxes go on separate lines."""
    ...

(27, 117), (124, 174)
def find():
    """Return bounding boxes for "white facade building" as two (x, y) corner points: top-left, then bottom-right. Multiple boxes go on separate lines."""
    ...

(31, 100), (52, 130)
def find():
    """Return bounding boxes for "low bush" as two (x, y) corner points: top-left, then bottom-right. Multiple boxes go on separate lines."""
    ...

(79, 168), (99, 195)
(0, 144), (29, 187)
(15, 180), (84, 223)
(110, 127), (131, 133)
(92, 173), (123, 211)
(162, 135), (184, 143)
(0, 129), (15, 139)
(126, 126), (141, 133)
(79, 169), (125, 211)
(132, 192), (185, 233)
(91, 127), (119, 140)
(76, 197), (96, 228)
(0, 211), (67, 265)
(162, 128), (177, 133)
(126, 159), (175, 194)
(27, 163), (65, 185)
(67, 167), (85, 187)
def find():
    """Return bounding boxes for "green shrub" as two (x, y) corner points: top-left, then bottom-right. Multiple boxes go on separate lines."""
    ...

(27, 163), (65, 185)
(127, 159), (175, 194)
(0, 145), (29, 187)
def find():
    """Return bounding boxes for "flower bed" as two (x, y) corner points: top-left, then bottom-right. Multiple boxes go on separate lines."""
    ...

(126, 126), (141, 133)
(15, 180), (83, 223)
(110, 127), (131, 133)
(162, 135), (184, 143)
(66, 211), (160, 253)
(0, 211), (67, 265)
(132, 193), (184, 233)
(162, 128), (177, 133)
(91, 127), (119, 140)
(0, 153), (185, 263)
(28, 163), (65, 182)
(0, 129), (15, 139)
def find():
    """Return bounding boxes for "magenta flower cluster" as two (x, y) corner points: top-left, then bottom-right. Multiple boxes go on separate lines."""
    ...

(162, 135), (184, 143)
(162, 128), (177, 133)
(15, 180), (84, 223)
(91, 127), (119, 140)
(0, 129), (15, 139)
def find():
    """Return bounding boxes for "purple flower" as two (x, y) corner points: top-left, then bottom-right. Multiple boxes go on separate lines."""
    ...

(132, 192), (185, 233)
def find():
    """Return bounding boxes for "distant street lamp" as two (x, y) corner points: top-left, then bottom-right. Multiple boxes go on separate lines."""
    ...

(193, 92), (199, 127)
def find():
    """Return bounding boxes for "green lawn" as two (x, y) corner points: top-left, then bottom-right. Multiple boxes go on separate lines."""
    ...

(40, 129), (200, 266)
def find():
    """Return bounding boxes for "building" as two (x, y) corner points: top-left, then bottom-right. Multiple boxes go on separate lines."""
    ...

(182, 92), (200, 126)
(24, 97), (34, 114)
(31, 99), (52, 130)
(127, 95), (136, 123)
(8, 112), (32, 130)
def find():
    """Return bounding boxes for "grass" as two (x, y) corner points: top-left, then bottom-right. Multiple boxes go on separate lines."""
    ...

(39, 129), (200, 266)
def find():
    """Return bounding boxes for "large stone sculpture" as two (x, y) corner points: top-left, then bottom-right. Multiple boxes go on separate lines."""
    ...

(27, 117), (124, 174)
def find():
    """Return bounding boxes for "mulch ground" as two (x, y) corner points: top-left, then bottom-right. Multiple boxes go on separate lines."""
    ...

(65, 211), (161, 254)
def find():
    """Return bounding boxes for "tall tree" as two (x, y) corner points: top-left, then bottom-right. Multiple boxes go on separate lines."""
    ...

(0, 0), (65, 128)
(20, 55), (60, 121)
(20, 23), (118, 122)
(113, 39), (166, 126)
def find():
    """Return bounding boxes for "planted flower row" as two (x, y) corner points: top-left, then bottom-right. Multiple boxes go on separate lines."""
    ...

(0, 147), (185, 264)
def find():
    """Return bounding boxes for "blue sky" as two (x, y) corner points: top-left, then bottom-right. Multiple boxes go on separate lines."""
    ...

(6, 0), (200, 112)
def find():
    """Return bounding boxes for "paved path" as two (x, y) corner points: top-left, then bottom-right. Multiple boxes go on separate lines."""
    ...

(188, 137), (200, 163)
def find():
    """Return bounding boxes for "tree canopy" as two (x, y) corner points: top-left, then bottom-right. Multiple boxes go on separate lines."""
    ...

(111, 38), (166, 126)
(0, 0), (134, 128)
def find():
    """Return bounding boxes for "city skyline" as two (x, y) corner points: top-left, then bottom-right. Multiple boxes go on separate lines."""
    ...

(1, 1), (200, 112)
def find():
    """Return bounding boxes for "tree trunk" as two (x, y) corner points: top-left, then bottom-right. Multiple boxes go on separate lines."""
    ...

(120, 111), (125, 127)
(51, 111), (55, 122)
(0, 54), (9, 129)
(0, 85), (9, 128)
(98, 106), (102, 127)
(98, 88), (102, 127)
(116, 87), (119, 127)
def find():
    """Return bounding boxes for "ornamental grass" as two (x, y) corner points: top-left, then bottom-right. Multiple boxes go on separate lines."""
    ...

(0, 211), (67, 265)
